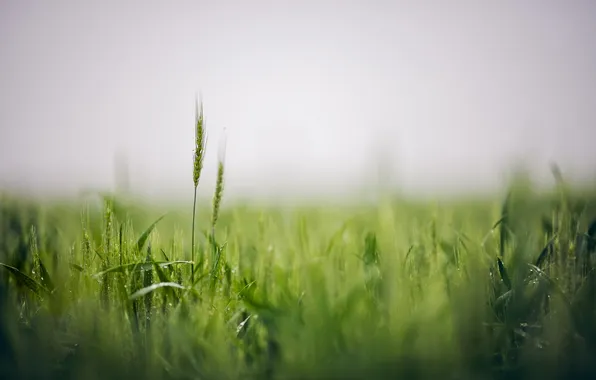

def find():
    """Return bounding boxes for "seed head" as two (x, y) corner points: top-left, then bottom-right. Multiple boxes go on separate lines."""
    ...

(211, 160), (225, 232)
(211, 132), (226, 232)
(193, 95), (207, 188)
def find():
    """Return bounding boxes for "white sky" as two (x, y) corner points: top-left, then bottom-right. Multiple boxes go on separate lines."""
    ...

(1, 0), (595, 202)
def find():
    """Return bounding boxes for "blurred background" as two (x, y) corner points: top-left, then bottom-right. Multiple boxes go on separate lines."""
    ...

(1, 0), (595, 203)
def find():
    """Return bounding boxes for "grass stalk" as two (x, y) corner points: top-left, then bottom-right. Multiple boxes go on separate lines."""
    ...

(191, 95), (206, 286)
(209, 133), (226, 293)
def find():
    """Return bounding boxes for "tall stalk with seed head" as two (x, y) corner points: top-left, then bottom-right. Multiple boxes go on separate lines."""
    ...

(191, 96), (206, 285)
(211, 134), (226, 238)
(209, 133), (226, 291)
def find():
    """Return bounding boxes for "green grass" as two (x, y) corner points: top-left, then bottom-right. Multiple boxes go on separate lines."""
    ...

(2, 104), (596, 379)
(1, 178), (596, 380)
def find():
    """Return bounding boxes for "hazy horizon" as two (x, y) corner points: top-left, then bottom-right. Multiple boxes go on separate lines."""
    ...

(1, 0), (596, 203)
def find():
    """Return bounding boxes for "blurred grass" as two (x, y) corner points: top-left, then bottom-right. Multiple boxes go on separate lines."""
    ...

(2, 170), (596, 379)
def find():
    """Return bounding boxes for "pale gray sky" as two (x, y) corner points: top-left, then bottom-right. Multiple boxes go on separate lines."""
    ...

(1, 0), (595, 202)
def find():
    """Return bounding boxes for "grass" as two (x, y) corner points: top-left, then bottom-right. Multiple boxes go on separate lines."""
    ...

(2, 106), (596, 379)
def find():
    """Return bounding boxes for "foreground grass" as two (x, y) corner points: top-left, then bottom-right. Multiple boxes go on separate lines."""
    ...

(1, 176), (596, 380)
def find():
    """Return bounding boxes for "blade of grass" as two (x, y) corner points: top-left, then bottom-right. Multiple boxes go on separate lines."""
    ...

(129, 282), (187, 300)
(38, 258), (55, 292)
(92, 261), (193, 278)
(535, 236), (557, 268)
(136, 214), (166, 253)
(0, 263), (51, 297)
(497, 257), (512, 290)
(499, 191), (511, 258)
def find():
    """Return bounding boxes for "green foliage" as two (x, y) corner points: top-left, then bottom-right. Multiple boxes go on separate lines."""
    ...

(2, 114), (596, 379)
(2, 182), (596, 379)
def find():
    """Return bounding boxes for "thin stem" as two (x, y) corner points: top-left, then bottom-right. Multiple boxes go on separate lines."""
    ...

(119, 223), (123, 267)
(191, 185), (198, 285)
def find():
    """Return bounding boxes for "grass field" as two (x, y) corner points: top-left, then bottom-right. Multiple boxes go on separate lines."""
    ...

(2, 175), (596, 380)
(2, 107), (596, 379)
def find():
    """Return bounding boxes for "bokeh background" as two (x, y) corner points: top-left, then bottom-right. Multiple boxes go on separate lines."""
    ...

(1, 0), (595, 202)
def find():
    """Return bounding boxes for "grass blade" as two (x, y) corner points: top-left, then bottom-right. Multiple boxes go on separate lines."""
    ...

(129, 282), (187, 300)
(38, 259), (55, 292)
(0, 263), (51, 297)
(535, 236), (556, 268)
(92, 261), (193, 278)
(497, 257), (512, 290)
(136, 214), (166, 252)
(498, 191), (511, 258)
(587, 218), (596, 253)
